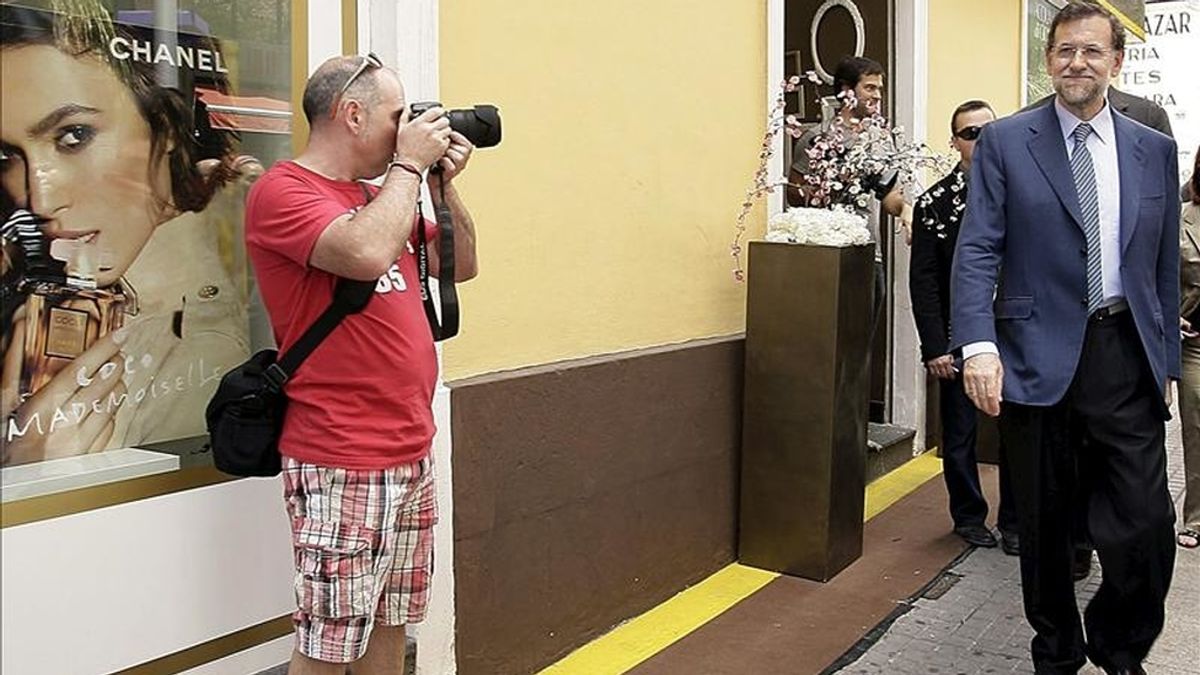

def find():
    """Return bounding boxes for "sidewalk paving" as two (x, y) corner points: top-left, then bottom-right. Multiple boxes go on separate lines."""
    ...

(837, 414), (1199, 675)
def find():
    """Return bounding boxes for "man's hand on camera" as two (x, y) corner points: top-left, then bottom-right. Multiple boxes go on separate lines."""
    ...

(394, 106), (451, 172)
(430, 131), (474, 185)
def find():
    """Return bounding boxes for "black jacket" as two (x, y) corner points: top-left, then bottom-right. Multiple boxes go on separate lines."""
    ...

(909, 166), (968, 362)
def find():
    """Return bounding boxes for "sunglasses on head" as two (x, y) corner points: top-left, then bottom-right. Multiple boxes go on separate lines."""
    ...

(328, 52), (383, 119)
(954, 125), (983, 141)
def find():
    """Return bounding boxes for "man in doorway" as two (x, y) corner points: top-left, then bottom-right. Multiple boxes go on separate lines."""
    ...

(245, 54), (481, 675)
(910, 100), (1018, 554)
(787, 55), (913, 336)
(951, 3), (1179, 672)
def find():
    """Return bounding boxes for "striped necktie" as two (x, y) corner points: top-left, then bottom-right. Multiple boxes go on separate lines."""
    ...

(1070, 122), (1103, 314)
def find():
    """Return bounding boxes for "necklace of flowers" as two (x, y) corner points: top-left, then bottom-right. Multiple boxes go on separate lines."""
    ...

(915, 168), (967, 240)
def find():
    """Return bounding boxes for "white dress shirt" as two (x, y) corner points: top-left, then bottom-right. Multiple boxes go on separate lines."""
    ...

(962, 97), (1123, 361)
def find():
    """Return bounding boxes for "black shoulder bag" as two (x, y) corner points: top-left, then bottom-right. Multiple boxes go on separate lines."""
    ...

(206, 279), (374, 477)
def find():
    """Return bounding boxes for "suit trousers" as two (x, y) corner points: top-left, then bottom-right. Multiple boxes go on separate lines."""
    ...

(940, 376), (1017, 532)
(999, 311), (1175, 674)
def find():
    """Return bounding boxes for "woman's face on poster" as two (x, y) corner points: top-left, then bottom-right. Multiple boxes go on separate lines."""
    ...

(0, 44), (174, 286)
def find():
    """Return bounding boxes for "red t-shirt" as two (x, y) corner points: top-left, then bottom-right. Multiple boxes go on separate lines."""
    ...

(244, 161), (437, 470)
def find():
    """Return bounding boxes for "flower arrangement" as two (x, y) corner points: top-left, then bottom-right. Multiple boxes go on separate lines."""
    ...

(765, 206), (871, 247)
(731, 72), (954, 280)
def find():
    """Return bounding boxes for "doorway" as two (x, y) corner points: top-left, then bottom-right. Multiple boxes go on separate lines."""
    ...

(784, 0), (895, 424)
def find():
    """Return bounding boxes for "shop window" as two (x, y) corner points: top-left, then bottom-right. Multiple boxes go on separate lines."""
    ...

(1, 0), (296, 511)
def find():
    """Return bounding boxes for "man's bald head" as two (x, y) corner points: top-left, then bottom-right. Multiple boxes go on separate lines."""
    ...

(302, 55), (398, 127)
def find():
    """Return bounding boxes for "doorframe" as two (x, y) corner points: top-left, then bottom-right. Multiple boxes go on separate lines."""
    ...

(891, 0), (928, 444)
(768, 0), (786, 217)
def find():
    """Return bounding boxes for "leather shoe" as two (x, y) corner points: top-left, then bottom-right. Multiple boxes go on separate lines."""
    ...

(954, 524), (998, 548)
(1103, 666), (1146, 675)
(1073, 548), (1094, 582)
(999, 530), (1019, 556)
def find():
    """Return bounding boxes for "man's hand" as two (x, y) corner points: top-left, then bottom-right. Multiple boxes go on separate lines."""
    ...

(899, 202), (914, 246)
(882, 189), (912, 245)
(428, 131), (474, 190)
(963, 352), (1003, 417)
(1182, 316), (1199, 340)
(1165, 379), (1174, 409)
(925, 354), (956, 380)
(394, 106), (451, 171)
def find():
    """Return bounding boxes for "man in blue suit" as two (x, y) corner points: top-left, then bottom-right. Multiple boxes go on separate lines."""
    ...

(950, 4), (1179, 674)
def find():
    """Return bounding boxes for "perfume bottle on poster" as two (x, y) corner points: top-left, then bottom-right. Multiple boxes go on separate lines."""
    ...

(16, 219), (138, 398)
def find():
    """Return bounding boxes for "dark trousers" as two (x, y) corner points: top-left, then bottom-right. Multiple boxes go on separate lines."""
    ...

(940, 376), (1017, 532)
(869, 260), (885, 341)
(999, 312), (1175, 673)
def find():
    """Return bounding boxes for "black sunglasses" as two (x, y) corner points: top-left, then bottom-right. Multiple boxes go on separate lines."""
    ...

(954, 125), (983, 141)
(328, 52), (383, 119)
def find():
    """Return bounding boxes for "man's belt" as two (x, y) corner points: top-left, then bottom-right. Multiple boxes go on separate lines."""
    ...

(1090, 299), (1129, 321)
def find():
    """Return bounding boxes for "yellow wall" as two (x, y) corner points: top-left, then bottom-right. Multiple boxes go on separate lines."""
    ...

(925, 0), (1022, 149)
(439, 2), (766, 380)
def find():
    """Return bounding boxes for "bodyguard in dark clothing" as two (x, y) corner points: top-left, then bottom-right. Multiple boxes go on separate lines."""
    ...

(910, 100), (1017, 552)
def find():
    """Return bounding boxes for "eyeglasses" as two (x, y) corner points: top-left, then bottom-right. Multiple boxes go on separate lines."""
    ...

(954, 125), (983, 141)
(328, 52), (383, 119)
(1050, 44), (1112, 64)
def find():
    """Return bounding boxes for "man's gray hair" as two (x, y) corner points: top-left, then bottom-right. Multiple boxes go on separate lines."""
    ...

(301, 56), (382, 125)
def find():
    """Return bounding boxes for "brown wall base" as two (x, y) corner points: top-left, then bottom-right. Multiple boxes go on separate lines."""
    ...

(449, 337), (744, 675)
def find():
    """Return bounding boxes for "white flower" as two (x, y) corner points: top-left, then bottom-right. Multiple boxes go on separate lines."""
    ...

(765, 206), (871, 248)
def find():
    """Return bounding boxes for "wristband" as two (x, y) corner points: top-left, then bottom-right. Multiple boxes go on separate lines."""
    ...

(388, 159), (423, 178)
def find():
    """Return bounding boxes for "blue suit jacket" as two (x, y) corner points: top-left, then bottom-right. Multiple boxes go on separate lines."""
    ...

(950, 101), (1181, 406)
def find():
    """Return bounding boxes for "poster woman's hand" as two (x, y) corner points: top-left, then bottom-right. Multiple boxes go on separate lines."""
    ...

(1, 319), (128, 466)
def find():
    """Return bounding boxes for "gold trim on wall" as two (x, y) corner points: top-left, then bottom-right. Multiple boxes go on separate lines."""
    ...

(1095, 0), (1147, 41)
(0, 466), (235, 528)
(111, 615), (292, 675)
(291, 0), (310, 154)
(342, 0), (359, 55)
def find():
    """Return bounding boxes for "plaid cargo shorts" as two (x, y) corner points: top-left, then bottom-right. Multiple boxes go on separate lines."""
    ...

(282, 455), (437, 663)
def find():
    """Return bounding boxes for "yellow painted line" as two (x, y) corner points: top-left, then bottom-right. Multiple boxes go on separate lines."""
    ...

(537, 563), (779, 675)
(540, 452), (945, 674)
(864, 451), (944, 521)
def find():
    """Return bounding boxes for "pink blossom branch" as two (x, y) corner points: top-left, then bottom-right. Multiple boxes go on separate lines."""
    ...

(732, 73), (954, 281)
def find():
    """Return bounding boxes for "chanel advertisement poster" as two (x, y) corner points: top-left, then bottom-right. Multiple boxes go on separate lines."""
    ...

(1, 0), (291, 493)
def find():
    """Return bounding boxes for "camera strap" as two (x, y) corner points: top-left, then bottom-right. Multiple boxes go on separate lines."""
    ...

(414, 177), (460, 341)
(356, 180), (459, 341)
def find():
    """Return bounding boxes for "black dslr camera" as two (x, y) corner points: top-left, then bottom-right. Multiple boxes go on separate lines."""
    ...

(408, 102), (502, 149)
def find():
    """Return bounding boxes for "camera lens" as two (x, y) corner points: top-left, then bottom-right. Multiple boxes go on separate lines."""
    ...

(448, 105), (501, 149)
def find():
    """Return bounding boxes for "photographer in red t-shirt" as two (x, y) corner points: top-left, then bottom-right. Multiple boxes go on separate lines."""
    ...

(244, 54), (479, 675)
